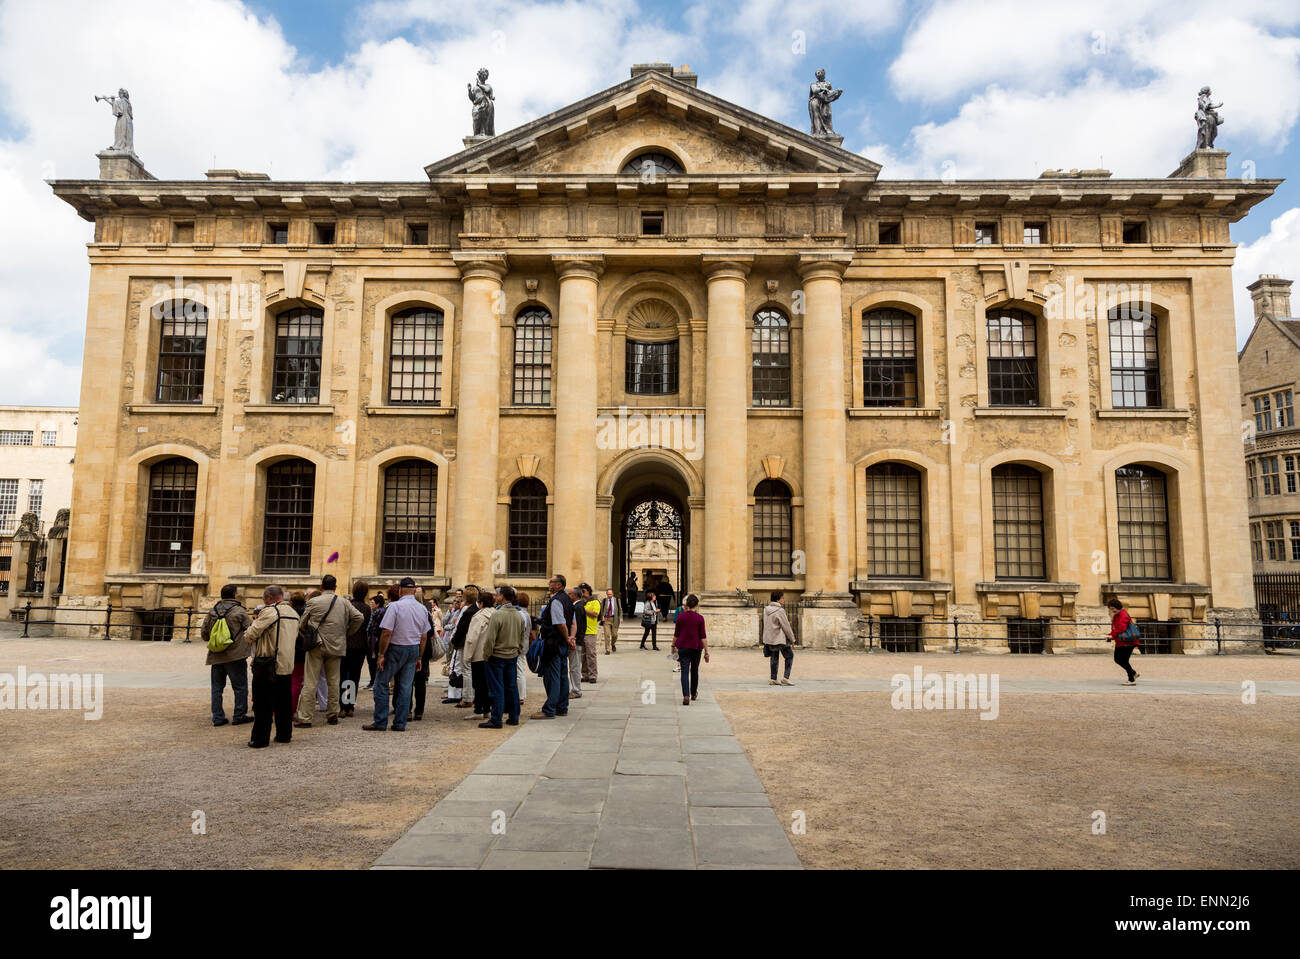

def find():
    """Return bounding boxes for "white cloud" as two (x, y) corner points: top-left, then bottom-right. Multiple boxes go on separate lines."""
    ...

(1233, 207), (1300, 341)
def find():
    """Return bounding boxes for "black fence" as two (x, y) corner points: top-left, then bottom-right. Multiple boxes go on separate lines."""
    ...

(14, 603), (201, 642)
(1256, 572), (1300, 621)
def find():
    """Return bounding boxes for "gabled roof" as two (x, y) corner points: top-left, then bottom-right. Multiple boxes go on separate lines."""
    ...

(424, 69), (880, 178)
(1238, 313), (1300, 362)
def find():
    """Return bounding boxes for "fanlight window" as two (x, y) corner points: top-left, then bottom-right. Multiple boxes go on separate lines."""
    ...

(620, 152), (683, 177)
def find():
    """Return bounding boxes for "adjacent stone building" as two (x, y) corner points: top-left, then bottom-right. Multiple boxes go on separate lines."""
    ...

(1239, 274), (1300, 615)
(50, 64), (1276, 646)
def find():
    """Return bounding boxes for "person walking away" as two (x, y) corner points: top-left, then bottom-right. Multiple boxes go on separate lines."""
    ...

(600, 587), (619, 655)
(533, 573), (574, 719)
(244, 585), (300, 747)
(365, 593), (386, 689)
(363, 577), (429, 731)
(295, 575), (362, 728)
(762, 589), (796, 686)
(579, 583), (600, 683)
(623, 571), (638, 618)
(639, 590), (659, 649)
(341, 580), (371, 717)
(565, 587), (584, 698)
(463, 591), (495, 719)
(1106, 597), (1141, 686)
(514, 590), (532, 701)
(479, 585), (525, 728)
(201, 584), (254, 727)
(672, 594), (709, 705)
(656, 576), (674, 622)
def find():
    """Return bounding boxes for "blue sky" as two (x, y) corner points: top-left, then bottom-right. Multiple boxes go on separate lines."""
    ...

(0, 0), (1298, 405)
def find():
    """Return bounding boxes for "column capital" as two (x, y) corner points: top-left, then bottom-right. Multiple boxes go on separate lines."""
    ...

(701, 254), (753, 282)
(552, 253), (605, 280)
(797, 252), (853, 281)
(451, 252), (509, 281)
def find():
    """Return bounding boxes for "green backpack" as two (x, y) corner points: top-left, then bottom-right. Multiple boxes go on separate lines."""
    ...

(207, 604), (243, 653)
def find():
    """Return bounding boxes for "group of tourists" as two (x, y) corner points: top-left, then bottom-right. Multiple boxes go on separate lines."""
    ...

(202, 570), (803, 747)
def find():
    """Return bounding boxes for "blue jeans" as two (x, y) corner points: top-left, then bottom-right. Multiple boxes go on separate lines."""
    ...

(486, 656), (520, 725)
(541, 648), (569, 716)
(210, 661), (248, 723)
(373, 643), (420, 729)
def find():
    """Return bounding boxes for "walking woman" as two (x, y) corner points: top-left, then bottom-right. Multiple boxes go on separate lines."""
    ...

(672, 594), (709, 705)
(762, 589), (796, 686)
(1106, 597), (1141, 686)
(639, 589), (659, 650)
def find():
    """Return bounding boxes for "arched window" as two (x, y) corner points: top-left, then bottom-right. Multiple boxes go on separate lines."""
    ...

(620, 152), (683, 177)
(752, 309), (791, 407)
(381, 460), (437, 573)
(864, 464), (923, 578)
(1116, 465), (1171, 581)
(513, 307), (552, 406)
(986, 309), (1038, 407)
(862, 308), (917, 407)
(1109, 305), (1161, 408)
(272, 308), (323, 404)
(143, 457), (198, 571)
(508, 478), (548, 576)
(262, 459), (315, 573)
(388, 307), (444, 405)
(753, 479), (793, 579)
(626, 340), (679, 395)
(991, 464), (1046, 580)
(155, 299), (207, 404)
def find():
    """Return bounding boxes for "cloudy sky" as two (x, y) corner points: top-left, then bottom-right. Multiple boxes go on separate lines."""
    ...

(1, 0), (1298, 405)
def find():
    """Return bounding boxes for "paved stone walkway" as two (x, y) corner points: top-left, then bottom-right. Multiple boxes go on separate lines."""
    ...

(374, 647), (802, 870)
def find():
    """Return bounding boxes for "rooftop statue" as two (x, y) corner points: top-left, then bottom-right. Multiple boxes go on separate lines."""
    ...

(1195, 86), (1224, 150)
(95, 88), (134, 153)
(468, 68), (495, 137)
(808, 68), (842, 138)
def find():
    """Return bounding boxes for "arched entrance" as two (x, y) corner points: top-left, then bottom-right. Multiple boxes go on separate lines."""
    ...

(607, 453), (694, 618)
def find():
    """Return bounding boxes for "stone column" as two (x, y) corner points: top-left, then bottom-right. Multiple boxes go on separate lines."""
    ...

(797, 253), (858, 647)
(449, 254), (507, 585)
(552, 255), (604, 583)
(698, 256), (755, 646)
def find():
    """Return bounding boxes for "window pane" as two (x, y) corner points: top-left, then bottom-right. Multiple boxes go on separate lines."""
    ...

(272, 309), (323, 404)
(508, 478), (548, 576)
(1116, 466), (1171, 580)
(388, 308), (444, 405)
(753, 479), (793, 578)
(626, 340), (679, 395)
(1109, 307), (1161, 408)
(752, 309), (791, 407)
(865, 464), (923, 578)
(155, 299), (208, 403)
(513, 308), (553, 406)
(262, 460), (314, 572)
(143, 458), (198, 571)
(987, 310), (1038, 406)
(381, 460), (437, 573)
(992, 465), (1046, 579)
(862, 309), (918, 407)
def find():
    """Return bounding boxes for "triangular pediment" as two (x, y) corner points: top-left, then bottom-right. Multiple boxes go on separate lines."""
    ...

(425, 70), (879, 179)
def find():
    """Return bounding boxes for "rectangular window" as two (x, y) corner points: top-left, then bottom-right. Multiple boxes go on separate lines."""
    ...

(0, 479), (17, 530)
(1287, 456), (1298, 495)
(1253, 394), (1273, 434)
(1116, 467), (1172, 581)
(262, 461), (314, 573)
(1122, 221), (1148, 243)
(625, 340), (678, 395)
(156, 302), (208, 404)
(1261, 456), (1280, 495)
(1138, 619), (1176, 655)
(865, 465), (923, 578)
(267, 222), (289, 245)
(143, 459), (198, 571)
(1266, 520), (1285, 561)
(314, 222), (336, 245)
(1251, 523), (1263, 562)
(388, 309), (444, 405)
(1022, 223), (1045, 245)
(1291, 521), (1300, 561)
(1247, 459), (1257, 498)
(987, 311), (1038, 407)
(752, 483), (793, 579)
(862, 309), (918, 408)
(1108, 308), (1161, 408)
(641, 211), (665, 235)
(0, 431), (33, 446)
(272, 309), (323, 404)
(407, 222), (429, 246)
(41, 430), (57, 447)
(878, 617), (922, 653)
(1007, 617), (1047, 654)
(992, 466), (1046, 580)
(974, 222), (998, 245)
(26, 479), (42, 519)
(878, 222), (901, 245)
(1274, 390), (1294, 429)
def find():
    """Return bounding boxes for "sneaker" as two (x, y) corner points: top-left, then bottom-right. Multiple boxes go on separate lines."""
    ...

(780, 678), (794, 686)
(1133, 672), (1141, 681)
(769, 679), (778, 686)
(1121, 680), (1136, 686)
(571, 692), (583, 698)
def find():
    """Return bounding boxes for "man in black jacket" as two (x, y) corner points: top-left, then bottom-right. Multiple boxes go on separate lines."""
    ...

(340, 580), (371, 718)
(532, 573), (574, 719)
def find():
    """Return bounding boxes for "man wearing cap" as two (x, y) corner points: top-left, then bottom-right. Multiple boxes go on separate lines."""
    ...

(363, 577), (429, 732)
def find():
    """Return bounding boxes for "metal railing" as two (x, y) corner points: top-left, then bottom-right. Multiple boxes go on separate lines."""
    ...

(14, 602), (200, 643)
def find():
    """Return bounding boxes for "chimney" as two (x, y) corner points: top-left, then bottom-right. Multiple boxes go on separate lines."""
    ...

(1248, 274), (1293, 322)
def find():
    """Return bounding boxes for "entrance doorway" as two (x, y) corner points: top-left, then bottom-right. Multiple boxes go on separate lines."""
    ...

(609, 455), (693, 619)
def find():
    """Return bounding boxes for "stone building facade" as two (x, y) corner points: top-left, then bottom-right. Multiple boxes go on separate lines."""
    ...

(51, 64), (1275, 646)
(1239, 275), (1300, 602)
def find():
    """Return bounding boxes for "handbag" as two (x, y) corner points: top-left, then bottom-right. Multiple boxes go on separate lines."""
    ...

(252, 607), (282, 683)
(428, 629), (447, 662)
(297, 595), (337, 653)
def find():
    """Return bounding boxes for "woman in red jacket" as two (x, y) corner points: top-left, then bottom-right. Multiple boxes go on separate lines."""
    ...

(1106, 597), (1140, 685)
